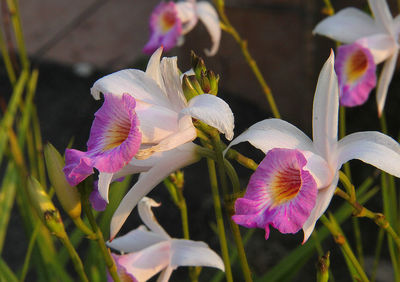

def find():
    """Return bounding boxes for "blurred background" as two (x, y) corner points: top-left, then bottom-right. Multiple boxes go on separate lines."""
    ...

(2, 0), (400, 281)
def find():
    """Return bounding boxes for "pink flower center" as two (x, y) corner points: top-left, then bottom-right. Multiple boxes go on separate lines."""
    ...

(102, 116), (132, 151)
(270, 164), (302, 207)
(345, 49), (368, 83)
(159, 9), (177, 33)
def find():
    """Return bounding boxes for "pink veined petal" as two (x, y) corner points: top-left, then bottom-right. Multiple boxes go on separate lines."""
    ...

(196, 1), (221, 56)
(180, 94), (234, 140)
(232, 148), (317, 240)
(335, 43), (377, 107)
(356, 33), (397, 64)
(110, 143), (201, 239)
(312, 51), (338, 164)
(313, 8), (382, 43)
(138, 197), (170, 239)
(89, 180), (108, 211)
(63, 149), (94, 186)
(376, 49), (399, 116)
(143, 1), (182, 54)
(302, 173), (339, 243)
(108, 254), (138, 282)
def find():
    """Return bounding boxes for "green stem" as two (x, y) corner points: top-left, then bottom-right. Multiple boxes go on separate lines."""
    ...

(225, 148), (258, 171)
(59, 235), (89, 282)
(214, 0), (280, 118)
(207, 158), (233, 282)
(72, 217), (97, 240)
(19, 223), (40, 282)
(371, 229), (384, 282)
(80, 184), (121, 282)
(0, 25), (16, 84)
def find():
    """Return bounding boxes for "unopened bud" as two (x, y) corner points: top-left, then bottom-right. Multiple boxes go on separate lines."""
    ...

(182, 75), (199, 101)
(44, 143), (81, 219)
(191, 51), (206, 81)
(27, 177), (66, 238)
(207, 70), (219, 95)
(199, 71), (211, 94)
(188, 75), (204, 95)
(316, 251), (330, 282)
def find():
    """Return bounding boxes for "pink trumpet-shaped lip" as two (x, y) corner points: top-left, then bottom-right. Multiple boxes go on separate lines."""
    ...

(143, 1), (182, 54)
(232, 148), (317, 239)
(335, 43), (376, 107)
(64, 93), (142, 186)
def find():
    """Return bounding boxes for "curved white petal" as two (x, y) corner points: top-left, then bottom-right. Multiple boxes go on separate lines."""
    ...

(176, 1), (198, 34)
(225, 119), (316, 155)
(312, 51), (338, 164)
(138, 197), (170, 239)
(376, 49), (398, 116)
(145, 47), (166, 92)
(337, 131), (400, 177)
(160, 57), (188, 111)
(302, 173), (339, 243)
(394, 14), (400, 34)
(107, 225), (166, 253)
(181, 94), (234, 140)
(304, 153), (334, 189)
(313, 8), (381, 43)
(196, 1), (221, 56)
(170, 239), (225, 271)
(157, 266), (174, 282)
(118, 241), (171, 281)
(110, 143), (201, 239)
(356, 33), (397, 64)
(98, 172), (113, 203)
(90, 69), (172, 109)
(368, 0), (394, 35)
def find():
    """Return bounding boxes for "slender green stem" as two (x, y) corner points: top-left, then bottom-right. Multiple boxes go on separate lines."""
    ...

(19, 223), (40, 282)
(320, 215), (369, 282)
(207, 158), (233, 282)
(72, 217), (97, 239)
(80, 184), (121, 282)
(225, 148), (258, 171)
(59, 235), (89, 282)
(371, 229), (384, 282)
(177, 188), (190, 240)
(0, 25), (16, 84)
(213, 0), (280, 118)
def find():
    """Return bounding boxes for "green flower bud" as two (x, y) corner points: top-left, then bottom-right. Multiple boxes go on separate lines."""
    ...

(207, 70), (219, 95)
(199, 71), (211, 94)
(191, 51), (206, 81)
(182, 74), (199, 101)
(27, 177), (66, 238)
(44, 143), (81, 220)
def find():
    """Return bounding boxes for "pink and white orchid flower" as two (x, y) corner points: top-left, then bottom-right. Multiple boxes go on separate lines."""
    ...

(87, 47), (233, 238)
(144, 0), (221, 56)
(313, 0), (399, 115)
(226, 51), (400, 243)
(107, 197), (225, 282)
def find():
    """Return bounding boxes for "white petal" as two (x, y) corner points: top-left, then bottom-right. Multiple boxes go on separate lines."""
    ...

(157, 266), (174, 282)
(110, 143), (201, 239)
(302, 173), (339, 243)
(313, 8), (381, 43)
(160, 57), (188, 111)
(368, 0), (394, 35)
(90, 69), (172, 109)
(394, 14), (400, 34)
(138, 197), (170, 239)
(337, 131), (400, 177)
(107, 225), (165, 253)
(170, 239), (225, 271)
(376, 49), (398, 116)
(176, 1), (198, 34)
(118, 241), (171, 281)
(181, 94), (234, 140)
(179, 68), (195, 81)
(225, 119), (316, 155)
(98, 172), (113, 203)
(304, 153), (334, 189)
(356, 33), (397, 64)
(196, 1), (221, 56)
(312, 51), (338, 164)
(145, 47), (166, 92)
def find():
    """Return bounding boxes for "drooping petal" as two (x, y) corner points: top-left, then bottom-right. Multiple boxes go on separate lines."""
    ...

(138, 197), (170, 239)
(302, 173), (339, 243)
(107, 225), (166, 253)
(356, 33), (397, 64)
(313, 8), (382, 43)
(143, 1), (182, 54)
(91, 69), (172, 109)
(110, 143), (201, 239)
(63, 149), (93, 186)
(337, 131), (400, 177)
(176, 0), (198, 34)
(335, 43), (376, 107)
(145, 47), (165, 92)
(90, 181), (108, 211)
(368, 0), (394, 35)
(312, 51), (338, 164)
(115, 241), (171, 282)
(98, 172), (113, 203)
(181, 94), (234, 140)
(196, 1), (221, 56)
(232, 148), (317, 239)
(170, 239), (225, 271)
(157, 267), (173, 282)
(376, 49), (399, 116)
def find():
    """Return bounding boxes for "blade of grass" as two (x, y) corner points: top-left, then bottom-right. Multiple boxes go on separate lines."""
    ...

(0, 257), (18, 282)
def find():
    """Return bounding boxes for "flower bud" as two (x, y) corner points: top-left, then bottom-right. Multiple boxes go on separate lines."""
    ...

(199, 71), (211, 94)
(207, 70), (219, 95)
(182, 74), (199, 101)
(191, 51), (206, 81)
(44, 143), (81, 220)
(27, 177), (66, 238)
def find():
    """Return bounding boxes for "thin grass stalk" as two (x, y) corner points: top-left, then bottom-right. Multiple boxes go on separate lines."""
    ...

(0, 257), (18, 282)
(371, 229), (385, 282)
(19, 223), (40, 282)
(0, 25), (16, 84)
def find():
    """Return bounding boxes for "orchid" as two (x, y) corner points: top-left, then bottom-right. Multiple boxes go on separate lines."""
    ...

(313, 0), (399, 115)
(107, 197), (225, 281)
(84, 47), (233, 238)
(226, 51), (400, 242)
(144, 0), (221, 56)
